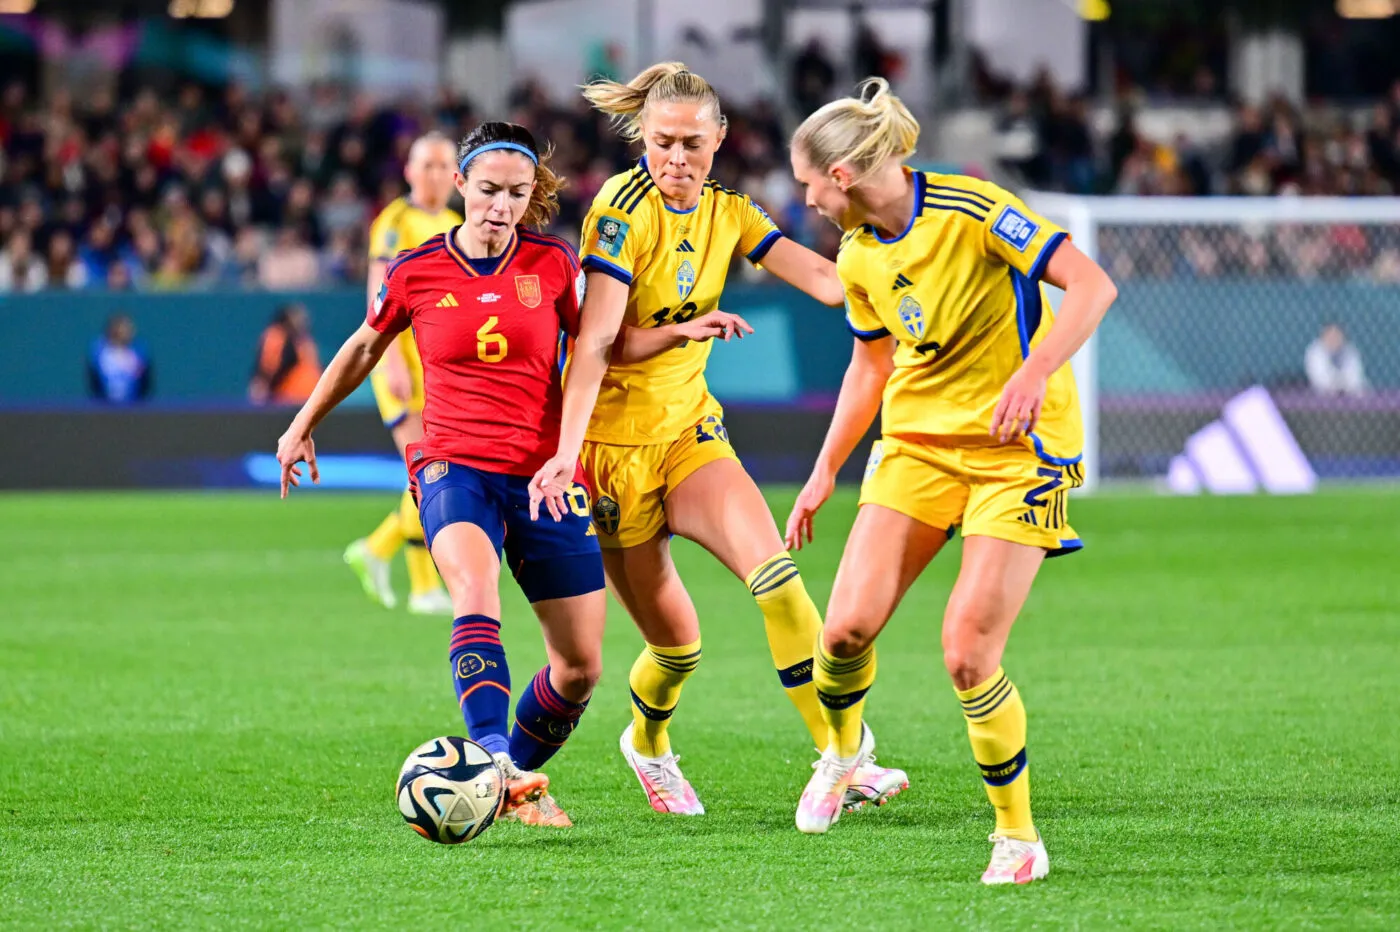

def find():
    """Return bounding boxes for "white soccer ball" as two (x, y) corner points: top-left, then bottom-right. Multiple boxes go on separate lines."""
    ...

(396, 736), (503, 844)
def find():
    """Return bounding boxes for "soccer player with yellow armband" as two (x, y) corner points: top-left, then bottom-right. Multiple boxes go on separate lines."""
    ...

(529, 62), (908, 817)
(784, 80), (1118, 884)
(343, 132), (461, 615)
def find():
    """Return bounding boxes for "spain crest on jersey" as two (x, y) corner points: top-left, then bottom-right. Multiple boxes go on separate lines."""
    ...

(676, 260), (696, 300)
(898, 294), (924, 339)
(515, 274), (542, 308)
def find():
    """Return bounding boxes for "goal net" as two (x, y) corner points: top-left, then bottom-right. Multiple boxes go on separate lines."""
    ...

(1024, 194), (1400, 492)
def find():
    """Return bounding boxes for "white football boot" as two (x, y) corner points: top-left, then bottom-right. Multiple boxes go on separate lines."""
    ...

(795, 747), (861, 834)
(407, 587), (454, 616)
(843, 723), (909, 812)
(343, 539), (396, 609)
(618, 723), (705, 815)
(981, 833), (1050, 885)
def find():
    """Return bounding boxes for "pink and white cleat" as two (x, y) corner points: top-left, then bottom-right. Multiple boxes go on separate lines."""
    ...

(795, 749), (861, 834)
(843, 723), (909, 812)
(981, 833), (1050, 885)
(619, 723), (705, 816)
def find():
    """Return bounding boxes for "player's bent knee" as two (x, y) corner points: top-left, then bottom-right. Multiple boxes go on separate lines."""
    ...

(942, 645), (999, 691)
(551, 659), (602, 701)
(822, 623), (876, 659)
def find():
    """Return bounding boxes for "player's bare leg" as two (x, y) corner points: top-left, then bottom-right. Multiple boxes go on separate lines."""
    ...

(392, 415), (452, 615)
(603, 534), (705, 815)
(430, 522), (547, 815)
(944, 535), (1049, 884)
(796, 504), (947, 833)
(504, 589), (607, 827)
(668, 459), (908, 811)
(346, 412), (420, 610)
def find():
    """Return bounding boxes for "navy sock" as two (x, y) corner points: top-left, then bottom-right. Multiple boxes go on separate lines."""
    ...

(449, 614), (511, 757)
(508, 665), (589, 770)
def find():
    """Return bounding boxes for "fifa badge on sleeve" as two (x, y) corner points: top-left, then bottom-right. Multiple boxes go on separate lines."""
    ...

(596, 217), (630, 258)
(991, 207), (1039, 252)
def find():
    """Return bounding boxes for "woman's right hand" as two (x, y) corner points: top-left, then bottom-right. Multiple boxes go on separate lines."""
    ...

(276, 428), (318, 499)
(785, 465), (836, 551)
(674, 310), (753, 344)
(528, 452), (576, 522)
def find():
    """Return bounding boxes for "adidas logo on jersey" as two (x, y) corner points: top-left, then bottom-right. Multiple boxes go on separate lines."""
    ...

(676, 239), (696, 253)
(436, 293), (459, 307)
(892, 273), (913, 291)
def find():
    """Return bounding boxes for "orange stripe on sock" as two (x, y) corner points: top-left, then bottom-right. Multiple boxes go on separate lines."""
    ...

(458, 681), (511, 705)
(512, 719), (564, 747)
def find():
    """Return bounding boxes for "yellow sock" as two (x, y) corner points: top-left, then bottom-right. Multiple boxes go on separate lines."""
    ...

(813, 638), (875, 757)
(398, 488), (441, 597)
(628, 640), (701, 757)
(746, 553), (827, 747)
(957, 667), (1035, 842)
(365, 510), (404, 562)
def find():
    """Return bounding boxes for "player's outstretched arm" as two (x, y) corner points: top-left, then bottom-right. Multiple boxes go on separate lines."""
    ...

(611, 311), (754, 364)
(785, 334), (896, 550)
(276, 322), (397, 498)
(990, 240), (1117, 442)
(529, 271), (630, 520)
(756, 238), (845, 307)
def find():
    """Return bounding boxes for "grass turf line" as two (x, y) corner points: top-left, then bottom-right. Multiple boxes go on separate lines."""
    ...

(1, 489), (1398, 929)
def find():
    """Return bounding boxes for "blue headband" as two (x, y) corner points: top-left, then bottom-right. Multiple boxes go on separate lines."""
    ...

(459, 141), (539, 174)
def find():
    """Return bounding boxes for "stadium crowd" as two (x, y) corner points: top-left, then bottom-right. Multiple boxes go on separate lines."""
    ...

(3, 69), (1400, 293)
(0, 78), (815, 294)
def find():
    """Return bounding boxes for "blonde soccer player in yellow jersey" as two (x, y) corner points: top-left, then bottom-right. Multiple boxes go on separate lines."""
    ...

(343, 132), (461, 616)
(784, 80), (1117, 883)
(529, 62), (908, 816)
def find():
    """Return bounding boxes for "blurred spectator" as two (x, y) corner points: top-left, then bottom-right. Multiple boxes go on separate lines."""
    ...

(258, 227), (320, 289)
(1304, 323), (1368, 397)
(0, 230), (47, 292)
(249, 303), (322, 405)
(791, 39), (836, 118)
(45, 230), (88, 289)
(87, 313), (152, 404)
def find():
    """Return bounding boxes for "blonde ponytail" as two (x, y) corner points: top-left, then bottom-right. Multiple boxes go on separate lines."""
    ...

(792, 78), (920, 183)
(582, 61), (726, 142)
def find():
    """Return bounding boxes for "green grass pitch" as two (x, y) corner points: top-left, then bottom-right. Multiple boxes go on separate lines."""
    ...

(2, 488), (1399, 929)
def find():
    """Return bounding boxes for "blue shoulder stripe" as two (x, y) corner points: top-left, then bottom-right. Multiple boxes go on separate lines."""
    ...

(922, 202), (988, 223)
(925, 183), (995, 208)
(385, 240), (445, 280)
(519, 230), (581, 271)
(923, 191), (993, 213)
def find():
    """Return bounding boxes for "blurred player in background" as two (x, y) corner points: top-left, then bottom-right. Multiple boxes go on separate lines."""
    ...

(530, 62), (907, 817)
(343, 132), (462, 616)
(783, 80), (1117, 883)
(277, 123), (604, 828)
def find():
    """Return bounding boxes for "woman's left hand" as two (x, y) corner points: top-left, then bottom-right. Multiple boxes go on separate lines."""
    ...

(990, 364), (1047, 443)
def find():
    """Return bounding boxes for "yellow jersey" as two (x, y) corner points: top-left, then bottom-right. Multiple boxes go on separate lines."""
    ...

(840, 171), (1082, 464)
(578, 158), (782, 445)
(369, 196), (462, 377)
(368, 196), (462, 263)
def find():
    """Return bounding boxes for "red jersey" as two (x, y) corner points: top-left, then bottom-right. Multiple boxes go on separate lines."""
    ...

(367, 226), (584, 477)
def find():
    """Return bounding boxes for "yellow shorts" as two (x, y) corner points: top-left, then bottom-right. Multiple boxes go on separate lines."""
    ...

(370, 333), (425, 429)
(859, 437), (1085, 556)
(581, 415), (739, 548)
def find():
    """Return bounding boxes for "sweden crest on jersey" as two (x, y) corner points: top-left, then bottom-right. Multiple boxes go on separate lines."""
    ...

(897, 294), (924, 338)
(676, 259), (696, 300)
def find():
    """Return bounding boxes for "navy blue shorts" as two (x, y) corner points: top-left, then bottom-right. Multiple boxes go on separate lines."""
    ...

(415, 461), (603, 604)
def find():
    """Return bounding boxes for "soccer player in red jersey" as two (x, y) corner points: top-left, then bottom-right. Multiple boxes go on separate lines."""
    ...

(275, 123), (603, 828)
